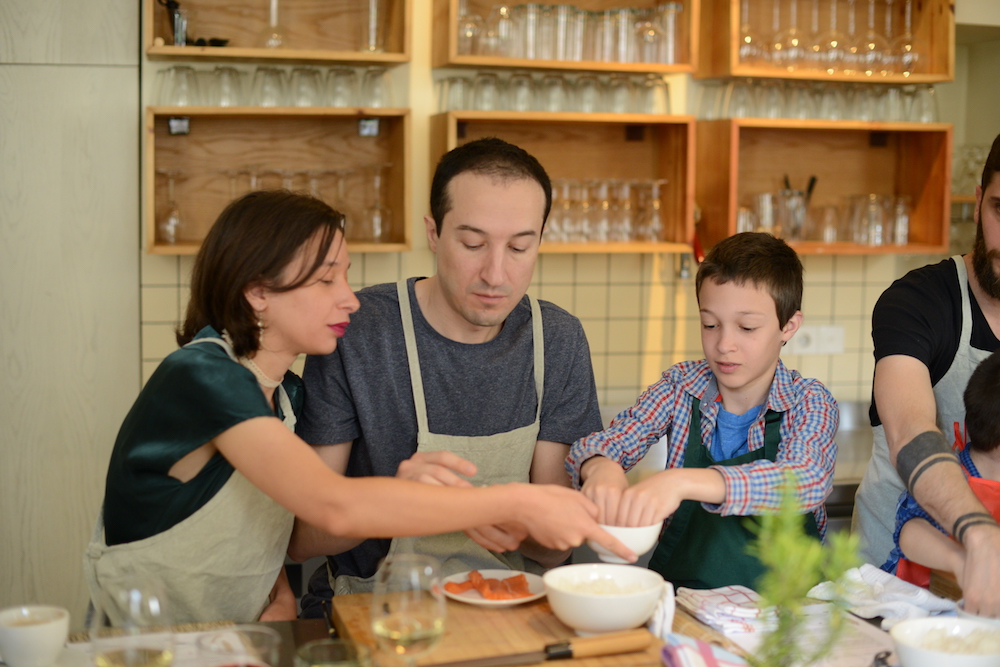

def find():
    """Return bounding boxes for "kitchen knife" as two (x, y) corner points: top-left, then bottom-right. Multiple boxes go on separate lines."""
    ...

(424, 629), (653, 667)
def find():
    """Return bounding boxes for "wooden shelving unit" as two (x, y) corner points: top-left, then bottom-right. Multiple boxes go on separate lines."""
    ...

(144, 0), (410, 64)
(695, 118), (952, 254)
(432, 0), (700, 74)
(697, 0), (954, 83)
(145, 107), (411, 255)
(430, 110), (696, 253)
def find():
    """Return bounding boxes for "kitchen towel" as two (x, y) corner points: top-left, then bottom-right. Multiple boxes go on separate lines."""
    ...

(660, 634), (748, 667)
(647, 582), (676, 640)
(674, 586), (778, 635)
(807, 562), (956, 630)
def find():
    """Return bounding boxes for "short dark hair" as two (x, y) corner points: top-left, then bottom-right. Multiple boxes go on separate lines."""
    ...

(981, 132), (1000, 191)
(178, 190), (345, 357)
(695, 232), (803, 327)
(428, 137), (552, 235)
(964, 350), (1000, 452)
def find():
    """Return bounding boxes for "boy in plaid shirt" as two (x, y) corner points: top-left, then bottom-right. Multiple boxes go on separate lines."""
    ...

(567, 233), (838, 590)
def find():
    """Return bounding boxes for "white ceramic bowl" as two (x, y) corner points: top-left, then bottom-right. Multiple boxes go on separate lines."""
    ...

(890, 617), (1000, 667)
(588, 523), (661, 564)
(958, 601), (1000, 629)
(543, 563), (665, 635)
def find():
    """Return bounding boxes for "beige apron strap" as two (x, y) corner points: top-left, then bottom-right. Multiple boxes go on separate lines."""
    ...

(397, 280), (431, 437)
(528, 295), (544, 425)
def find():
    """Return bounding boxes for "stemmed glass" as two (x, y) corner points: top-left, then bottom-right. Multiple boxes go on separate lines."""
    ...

(89, 578), (174, 667)
(812, 0), (847, 74)
(156, 169), (185, 245)
(889, 0), (927, 76)
(370, 555), (446, 667)
(853, 0), (889, 77)
(738, 0), (768, 65)
(258, 0), (287, 48)
(771, 0), (806, 72)
(362, 0), (387, 53)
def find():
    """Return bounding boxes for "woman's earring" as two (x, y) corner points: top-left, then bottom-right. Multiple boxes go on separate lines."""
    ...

(257, 316), (265, 344)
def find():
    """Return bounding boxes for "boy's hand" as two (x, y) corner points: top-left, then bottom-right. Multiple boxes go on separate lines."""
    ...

(579, 456), (629, 523)
(615, 470), (685, 526)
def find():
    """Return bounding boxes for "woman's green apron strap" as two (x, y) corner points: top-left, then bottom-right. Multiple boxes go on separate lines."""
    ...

(647, 396), (820, 590)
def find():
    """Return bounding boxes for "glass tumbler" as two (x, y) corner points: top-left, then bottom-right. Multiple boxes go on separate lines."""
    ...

(506, 72), (535, 112)
(289, 67), (323, 106)
(638, 75), (670, 114)
(361, 67), (392, 108)
(327, 68), (358, 107)
(656, 2), (682, 64)
(574, 74), (601, 113)
(605, 74), (634, 113)
(162, 65), (201, 106)
(538, 73), (569, 112)
(439, 76), (471, 111)
(472, 72), (502, 110)
(211, 66), (245, 106)
(250, 66), (286, 107)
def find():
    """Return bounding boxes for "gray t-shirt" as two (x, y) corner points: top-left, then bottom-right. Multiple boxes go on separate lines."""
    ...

(297, 277), (603, 580)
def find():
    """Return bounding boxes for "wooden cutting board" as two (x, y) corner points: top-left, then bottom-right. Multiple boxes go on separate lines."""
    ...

(331, 594), (744, 667)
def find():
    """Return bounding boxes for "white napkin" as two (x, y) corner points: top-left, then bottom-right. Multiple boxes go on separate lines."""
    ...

(807, 563), (956, 630)
(646, 582), (676, 639)
(674, 585), (778, 635)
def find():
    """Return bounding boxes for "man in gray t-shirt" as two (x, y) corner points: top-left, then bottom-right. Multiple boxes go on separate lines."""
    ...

(289, 138), (603, 612)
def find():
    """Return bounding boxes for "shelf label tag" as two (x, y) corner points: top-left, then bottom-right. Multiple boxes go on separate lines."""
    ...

(168, 117), (190, 135)
(358, 119), (380, 137)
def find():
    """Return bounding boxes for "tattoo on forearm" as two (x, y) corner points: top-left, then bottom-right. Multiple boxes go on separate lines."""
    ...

(953, 512), (1000, 544)
(895, 431), (960, 494)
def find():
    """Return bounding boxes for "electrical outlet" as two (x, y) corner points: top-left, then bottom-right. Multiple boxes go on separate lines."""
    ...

(786, 325), (845, 355)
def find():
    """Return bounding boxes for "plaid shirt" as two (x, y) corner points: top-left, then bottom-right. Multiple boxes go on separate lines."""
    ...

(566, 359), (838, 537)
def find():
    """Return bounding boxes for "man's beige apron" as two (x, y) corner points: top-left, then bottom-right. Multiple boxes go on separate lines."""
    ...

(84, 337), (295, 625)
(333, 281), (545, 595)
(853, 256), (991, 565)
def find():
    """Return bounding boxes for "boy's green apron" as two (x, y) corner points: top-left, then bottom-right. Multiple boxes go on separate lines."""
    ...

(648, 397), (820, 589)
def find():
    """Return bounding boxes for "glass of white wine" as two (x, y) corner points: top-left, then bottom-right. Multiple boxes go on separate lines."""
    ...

(89, 578), (174, 667)
(370, 555), (446, 667)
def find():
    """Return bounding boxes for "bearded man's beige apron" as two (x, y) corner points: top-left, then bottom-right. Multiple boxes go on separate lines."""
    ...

(853, 256), (992, 565)
(84, 337), (295, 624)
(333, 280), (545, 594)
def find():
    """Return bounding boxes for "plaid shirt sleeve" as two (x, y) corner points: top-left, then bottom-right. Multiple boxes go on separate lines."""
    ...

(707, 366), (839, 525)
(565, 362), (703, 487)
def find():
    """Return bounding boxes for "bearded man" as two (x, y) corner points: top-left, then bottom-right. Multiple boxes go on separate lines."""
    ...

(853, 132), (1000, 617)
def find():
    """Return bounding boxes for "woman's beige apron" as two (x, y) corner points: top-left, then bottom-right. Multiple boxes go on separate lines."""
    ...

(333, 281), (545, 594)
(84, 337), (295, 625)
(853, 256), (992, 565)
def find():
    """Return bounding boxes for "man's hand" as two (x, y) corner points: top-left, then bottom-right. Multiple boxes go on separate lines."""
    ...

(396, 451), (477, 487)
(258, 567), (297, 621)
(579, 456), (629, 524)
(959, 525), (1000, 618)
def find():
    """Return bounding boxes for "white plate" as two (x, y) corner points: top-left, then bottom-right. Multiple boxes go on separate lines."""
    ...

(442, 569), (546, 607)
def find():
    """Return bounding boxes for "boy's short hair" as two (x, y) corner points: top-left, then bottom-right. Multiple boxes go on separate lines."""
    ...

(695, 232), (803, 327)
(964, 350), (1000, 452)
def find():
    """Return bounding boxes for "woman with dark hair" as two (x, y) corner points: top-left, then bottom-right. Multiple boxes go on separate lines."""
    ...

(85, 191), (630, 625)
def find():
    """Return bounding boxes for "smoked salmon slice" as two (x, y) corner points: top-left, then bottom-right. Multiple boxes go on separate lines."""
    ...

(443, 570), (533, 599)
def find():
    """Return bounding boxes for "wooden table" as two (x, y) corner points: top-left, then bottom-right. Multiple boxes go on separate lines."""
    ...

(330, 593), (742, 667)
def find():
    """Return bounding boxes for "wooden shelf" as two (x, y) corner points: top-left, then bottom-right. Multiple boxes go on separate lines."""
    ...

(430, 110), (696, 253)
(697, 0), (954, 83)
(695, 118), (952, 254)
(144, 0), (410, 64)
(433, 0), (699, 73)
(145, 107), (411, 255)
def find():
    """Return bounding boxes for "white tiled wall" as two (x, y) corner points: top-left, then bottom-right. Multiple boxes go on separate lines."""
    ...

(140, 249), (951, 406)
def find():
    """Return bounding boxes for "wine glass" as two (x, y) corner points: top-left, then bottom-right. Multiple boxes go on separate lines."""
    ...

(196, 626), (281, 667)
(853, 0), (889, 77)
(89, 577), (174, 667)
(889, 0), (928, 76)
(811, 0), (848, 75)
(258, 0), (287, 48)
(771, 0), (806, 71)
(370, 555), (446, 667)
(155, 169), (184, 245)
(737, 0), (767, 65)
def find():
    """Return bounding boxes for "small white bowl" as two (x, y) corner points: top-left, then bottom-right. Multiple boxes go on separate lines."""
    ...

(958, 600), (1000, 629)
(588, 523), (661, 564)
(890, 616), (1000, 667)
(543, 563), (665, 636)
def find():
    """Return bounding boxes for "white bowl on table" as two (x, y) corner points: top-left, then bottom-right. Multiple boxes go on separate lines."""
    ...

(543, 563), (665, 636)
(588, 523), (661, 564)
(889, 616), (1000, 667)
(958, 600), (1000, 629)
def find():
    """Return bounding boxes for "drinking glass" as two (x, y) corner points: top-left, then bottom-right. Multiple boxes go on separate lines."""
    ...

(536, 4), (555, 60)
(634, 16), (666, 65)
(757, 79), (785, 118)
(694, 80), (726, 120)
(818, 83), (848, 120)
(754, 192), (778, 235)
(289, 67), (323, 107)
(211, 66), (246, 106)
(359, 163), (392, 243)
(595, 9), (616, 62)
(604, 74), (633, 114)
(610, 8), (633, 63)
(608, 180), (633, 241)
(637, 75), (670, 114)
(155, 169), (185, 245)
(889, 0), (927, 76)
(811, 0), (848, 75)
(328, 68), (358, 107)
(514, 3), (542, 60)
(853, 0), (889, 77)
(361, 67), (391, 108)
(439, 76), (471, 111)
(295, 639), (370, 667)
(589, 181), (611, 242)
(892, 195), (911, 245)
(250, 67), (286, 107)
(538, 73), (568, 112)
(89, 578), (174, 667)
(635, 179), (667, 241)
(657, 3), (682, 65)
(568, 180), (592, 241)
(812, 205), (842, 243)
(785, 80), (817, 119)
(909, 84), (938, 122)
(771, 0), (806, 71)
(506, 72), (534, 112)
(259, 0), (287, 48)
(725, 78), (756, 118)
(457, 0), (483, 55)
(482, 4), (515, 57)
(878, 85), (906, 121)
(778, 189), (808, 241)
(738, 0), (768, 65)
(551, 4), (574, 61)
(370, 555), (446, 667)
(362, 0), (387, 53)
(573, 74), (601, 113)
(161, 65), (201, 106)
(196, 626), (280, 667)
(472, 72), (502, 111)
